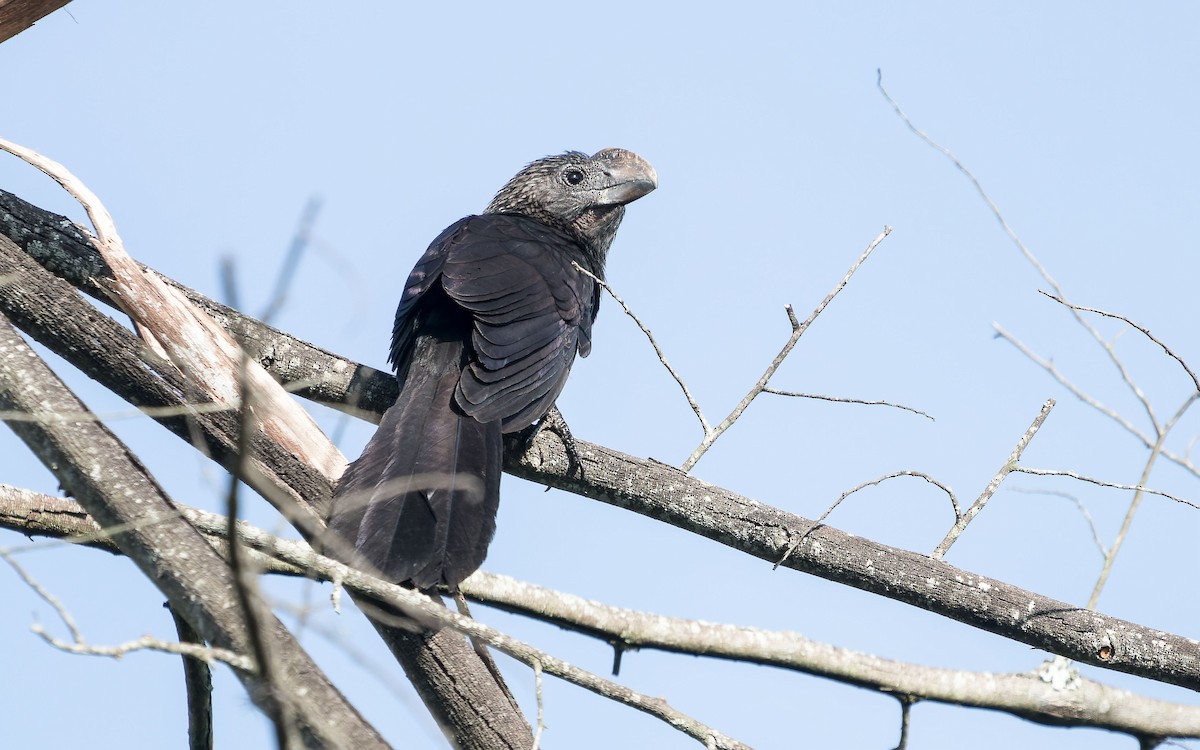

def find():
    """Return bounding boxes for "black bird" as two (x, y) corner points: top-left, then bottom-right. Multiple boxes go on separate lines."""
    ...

(329, 148), (657, 591)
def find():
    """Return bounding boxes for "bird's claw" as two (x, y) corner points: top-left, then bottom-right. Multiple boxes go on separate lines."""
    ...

(521, 407), (584, 480)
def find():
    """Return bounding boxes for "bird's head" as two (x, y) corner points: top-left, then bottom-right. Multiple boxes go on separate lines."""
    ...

(485, 148), (657, 265)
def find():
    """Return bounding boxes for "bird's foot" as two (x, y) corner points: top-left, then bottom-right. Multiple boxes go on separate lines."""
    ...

(520, 406), (584, 480)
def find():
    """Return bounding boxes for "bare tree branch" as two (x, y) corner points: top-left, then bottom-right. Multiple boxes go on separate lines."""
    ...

(0, 313), (388, 749)
(0, 136), (345, 479)
(993, 323), (1200, 480)
(932, 399), (1055, 558)
(9, 489), (1200, 740)
(1039, 292), (1200, 393)
(878, 74), (1200, 620)
(1012, 468), (1197, 510)
(168, 606), (216, 750)
(0, 0), (69, 44)
(761, 387), (935, 421)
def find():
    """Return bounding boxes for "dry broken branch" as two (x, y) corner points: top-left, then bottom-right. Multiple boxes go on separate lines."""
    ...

(0, 136), (344, 479)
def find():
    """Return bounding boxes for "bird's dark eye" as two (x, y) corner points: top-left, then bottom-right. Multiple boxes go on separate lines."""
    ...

(564, 168), (585, 186)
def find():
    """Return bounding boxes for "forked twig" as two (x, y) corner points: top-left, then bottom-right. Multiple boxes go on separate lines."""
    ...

(681, 226), (892, 471)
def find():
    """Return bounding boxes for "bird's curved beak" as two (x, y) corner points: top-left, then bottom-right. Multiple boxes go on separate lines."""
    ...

(592, 148), (658, 206)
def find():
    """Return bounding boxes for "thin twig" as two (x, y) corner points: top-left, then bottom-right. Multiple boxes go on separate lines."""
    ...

(531, 659), (546, 750)
(2, 546), (252, 670)
(993, 325), (1152, 446)
(32, 625), (253, 670)
(932, 399), (1055, 558)
(776, 470), (957, 568)
(1012, 468), (1196, 511)
(762, 388), (934, 421)
(571, 261), (710, 434)
(1008, 487), (1108, 558)
(260, 196), (322, 326)
(892, 697), (914, 750)
(227, 358), (293, 750)
(1039, 292), (1200, 393)
(0, 547), (83, 642)
(1088, 429), (1168, 611)
(681, 226), (892, 471)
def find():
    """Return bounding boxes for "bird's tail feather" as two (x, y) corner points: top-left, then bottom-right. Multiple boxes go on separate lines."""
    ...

(328, 342), (501, 590)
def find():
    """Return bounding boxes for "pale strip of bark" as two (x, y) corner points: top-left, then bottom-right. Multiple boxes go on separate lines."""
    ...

(0, 136), (344, 479)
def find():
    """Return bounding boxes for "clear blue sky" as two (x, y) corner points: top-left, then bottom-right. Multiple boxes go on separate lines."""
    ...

(2, 3), (1198, 748)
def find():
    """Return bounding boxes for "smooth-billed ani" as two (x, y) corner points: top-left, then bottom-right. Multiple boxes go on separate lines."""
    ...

(329, 148), (657, 591)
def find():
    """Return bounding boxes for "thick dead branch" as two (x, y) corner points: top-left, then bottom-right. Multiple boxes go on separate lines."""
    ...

(0, 195), (536, 749)
(0, 137), (344, 478)
(0, 313), (387, 749)
(0, 188), (396, 422)
(0, 0), (69, 43)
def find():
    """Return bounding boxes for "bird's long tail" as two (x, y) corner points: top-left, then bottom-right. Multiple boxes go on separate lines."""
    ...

(328, 336), (502, 591)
